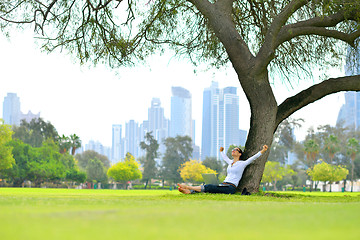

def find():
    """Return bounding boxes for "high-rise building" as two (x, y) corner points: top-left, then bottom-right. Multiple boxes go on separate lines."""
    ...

(223, 87), (240, 151)
(21, 111), (40, 123)
(2, 93), (40, 126)
(147, 98), (169, 154)
(201, 82), (215, 160)
(337, 92), (360, 130)
(112, 124), (124, 163)
(336, 47), (360, 130)
(239, 129), (247, 147)
(3, 93), (21, 126)
(170, 87), (193, 139)
(170, 87), (200, 159)
(125, 120), (140, 158)
(148, 98), (164, 134)
(201, 82), (241, 159)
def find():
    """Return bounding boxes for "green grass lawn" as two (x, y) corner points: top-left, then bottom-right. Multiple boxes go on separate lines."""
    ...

(0, 188), (359, 240)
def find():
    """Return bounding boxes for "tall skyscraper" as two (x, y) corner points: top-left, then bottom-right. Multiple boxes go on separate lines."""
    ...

(201, 82), (241, 159)
(337, 47), (360, 130)
(3, 93), (21, 126)
(2, 93), (40, 126)
(147, 98), (169, 154)
(170, 87), (193, 140)
(337, 92), (360, 130)
(148, 98), (168, 136)
(201, 82), (217, 160)
(223, 87), (240, 151)
(239, 129), (247, 147)
(125, 120), (140, 158)
(112, 124), (124, 163)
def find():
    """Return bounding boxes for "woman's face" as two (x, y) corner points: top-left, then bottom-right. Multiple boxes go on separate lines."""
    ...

(231, 148), (242, 158)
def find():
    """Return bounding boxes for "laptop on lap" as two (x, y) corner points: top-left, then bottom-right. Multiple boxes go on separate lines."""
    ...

(201, 173), (219, 185)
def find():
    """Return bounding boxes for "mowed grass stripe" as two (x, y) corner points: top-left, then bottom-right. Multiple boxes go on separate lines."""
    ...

(0, 188), (359, 240)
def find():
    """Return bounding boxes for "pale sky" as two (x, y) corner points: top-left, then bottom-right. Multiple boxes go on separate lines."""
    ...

(0, 30), (345, 148)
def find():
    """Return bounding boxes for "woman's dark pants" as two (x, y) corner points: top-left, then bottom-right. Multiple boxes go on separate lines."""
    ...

(203, 184), (236, 194)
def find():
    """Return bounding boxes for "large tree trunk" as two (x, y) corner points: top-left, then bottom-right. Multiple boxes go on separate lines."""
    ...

(194, 0), (278, 193)
(236, 72), (277, 193)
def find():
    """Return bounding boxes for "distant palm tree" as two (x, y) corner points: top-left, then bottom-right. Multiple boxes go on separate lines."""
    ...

(304, 139), (320, 192)
(304, 139), (319, 168)
(70, 134), (82, 155)
(347, 138), (360, 192)
(323, 135), (340, 164)
(59, 134), (71, 154)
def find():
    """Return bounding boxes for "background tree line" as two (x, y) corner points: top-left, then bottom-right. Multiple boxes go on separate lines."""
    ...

(0, 118), (96, 187)
(0, 118), (198, 189)
(136, 120), (359, 192)
(262, 118), (360, 192)
(2, 117), (359, 191)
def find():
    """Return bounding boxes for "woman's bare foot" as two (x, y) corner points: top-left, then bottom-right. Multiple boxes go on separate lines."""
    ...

(177, 183), (189, 189)
(178, 186), (191, 194)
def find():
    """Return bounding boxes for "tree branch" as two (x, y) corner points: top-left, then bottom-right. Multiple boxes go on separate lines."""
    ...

(186, 0), (213, 14)
(0, 15), (34, 24)
(284, 11), (346, 29)
(265, 0), (309, 40)
(276, 75), (360, 127)
(278, 27), (360, 47)
(254, 0), (309, 74)
(276, 10), (360, 48)
(86, 0), (117, 11)
(187, 0), (253, 72)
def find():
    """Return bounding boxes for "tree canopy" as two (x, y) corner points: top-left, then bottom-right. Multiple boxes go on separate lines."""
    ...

(268, 118), (303, 165)
(1, 139), (83, 187)
(202, 156), (223, 175)
(161, 136), (193, 183)
(12, 118), (59, 148)
(139, 132), (159, 188)
(179, 159), (216, 183)
(86, 158), (108, 183)
(75, 150), (110, 183)
(0, 120), (15, 171)
(261, 161), (295, 191)
(2, 0), (360, 192)
(75, 150), (111, 170)
(1, 0), (359, 71)
(107, 153), (142, 183)
(307, 161), (349, 191)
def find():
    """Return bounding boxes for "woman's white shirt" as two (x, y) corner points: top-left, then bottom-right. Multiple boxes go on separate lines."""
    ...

(220, 151), (262, 187)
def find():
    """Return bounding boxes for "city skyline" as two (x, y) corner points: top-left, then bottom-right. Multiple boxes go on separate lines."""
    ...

(0, 30), (347, 149)
(4, 85), (355, 162)
(201, 82), (245, 160)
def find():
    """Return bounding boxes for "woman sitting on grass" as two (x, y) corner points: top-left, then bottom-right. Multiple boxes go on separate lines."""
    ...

(178, 144), (268, 194)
